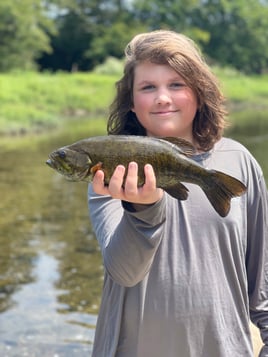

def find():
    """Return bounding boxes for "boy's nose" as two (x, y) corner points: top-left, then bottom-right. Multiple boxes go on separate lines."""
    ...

(155, 91), (172, 105)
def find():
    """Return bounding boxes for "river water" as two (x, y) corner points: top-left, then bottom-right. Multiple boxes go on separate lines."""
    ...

(0, 119), (267, 356)
(0, 124), (104, 356)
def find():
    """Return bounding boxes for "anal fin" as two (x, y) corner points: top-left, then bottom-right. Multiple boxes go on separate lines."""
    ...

(164, 182), (189, 200)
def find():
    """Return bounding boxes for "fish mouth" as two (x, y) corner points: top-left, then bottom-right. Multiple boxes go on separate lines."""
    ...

(46, 155), (72, 175)
(46, 158), (60, 171)
(46, 156), (90, 181)
(46, 157), (62, 170)
(46, 159), (53, 167)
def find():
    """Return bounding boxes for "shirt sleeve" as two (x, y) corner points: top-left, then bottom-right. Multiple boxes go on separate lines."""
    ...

(246, 172), (268, 356)
(87, 185), (166, 287)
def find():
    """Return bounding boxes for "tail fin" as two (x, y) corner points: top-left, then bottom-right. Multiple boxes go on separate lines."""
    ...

(203, 171), (247, 217)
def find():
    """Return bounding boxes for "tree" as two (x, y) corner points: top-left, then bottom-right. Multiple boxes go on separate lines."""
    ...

(36, 0), (268, 73)
(38, 0), (146, 71)
(132, 0), (209, 44)
(0, 0), (56, 71)
(192, 0), (268, 73)
(38, 10), (94, 71)
(131, 0), (268, 73)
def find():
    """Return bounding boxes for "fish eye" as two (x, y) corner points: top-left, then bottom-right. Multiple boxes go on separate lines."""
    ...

(58, 150), (66, 159)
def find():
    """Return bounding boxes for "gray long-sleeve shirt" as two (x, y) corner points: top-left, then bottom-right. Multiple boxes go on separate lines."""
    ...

(88, 137), (268, 357)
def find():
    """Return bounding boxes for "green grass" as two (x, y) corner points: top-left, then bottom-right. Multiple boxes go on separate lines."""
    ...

(0, 71), (117, 135)
(213, 66), (268, 102)
(0, 67), (268, 136)
(211, 67), (268, 135)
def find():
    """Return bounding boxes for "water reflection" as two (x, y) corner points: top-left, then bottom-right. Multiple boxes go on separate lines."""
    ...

(0, 252), (96, 356)
(0, 129), (104, 356)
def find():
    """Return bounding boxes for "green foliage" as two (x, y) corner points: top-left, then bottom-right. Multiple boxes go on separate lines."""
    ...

(0, 0), (56, 71)
(134, 0), (199, 32)
(1, 0), (268, 74)
(94, 57), (124, 75)
(214, 66), (268, 102)
(192, 0), (268, 73)
(38, 9), (94, 71)
(131, 0), (268, 73)
(38, 0), (144, 71)
(0, 71), (117, 134)
(86, 22), (148, 68)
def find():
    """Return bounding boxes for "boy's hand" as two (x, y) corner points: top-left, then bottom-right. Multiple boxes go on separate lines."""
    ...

(92, 162), (163, 204)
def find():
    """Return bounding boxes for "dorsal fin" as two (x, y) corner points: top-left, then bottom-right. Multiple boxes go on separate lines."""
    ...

(160, 137), (196, 156)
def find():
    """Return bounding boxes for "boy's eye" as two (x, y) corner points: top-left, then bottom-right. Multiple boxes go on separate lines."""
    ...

(138, 81), (186, 91)
(141, 84), (155, 91)
(170, 82), (186, 88)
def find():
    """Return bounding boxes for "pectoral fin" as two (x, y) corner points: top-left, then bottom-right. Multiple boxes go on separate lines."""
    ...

(164, 182), (189, 200)
(90, 162), (103, 175)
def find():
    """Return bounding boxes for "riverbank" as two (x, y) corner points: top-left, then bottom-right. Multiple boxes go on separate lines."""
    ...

(0, 71), (116, 136)
(0, 69), (268, 137)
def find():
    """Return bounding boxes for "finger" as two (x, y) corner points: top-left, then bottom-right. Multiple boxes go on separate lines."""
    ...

(142, 164), (163, 203)
(124, 162), (139, 197)
(108, 165), (125, 197)
(143, 164), (156, 190)
(92, 170), (108, 195)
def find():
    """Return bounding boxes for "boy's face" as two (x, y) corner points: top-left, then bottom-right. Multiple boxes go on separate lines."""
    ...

(131, 61), (198, 143)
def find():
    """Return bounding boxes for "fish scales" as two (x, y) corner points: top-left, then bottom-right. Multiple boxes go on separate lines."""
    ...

(71, 136), (201, 186)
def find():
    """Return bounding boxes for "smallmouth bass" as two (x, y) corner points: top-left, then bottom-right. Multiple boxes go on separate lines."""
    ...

(46, 135), (247, 217)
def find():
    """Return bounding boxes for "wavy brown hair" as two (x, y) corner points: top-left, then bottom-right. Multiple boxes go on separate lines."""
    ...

(107, 30), (227, 151)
